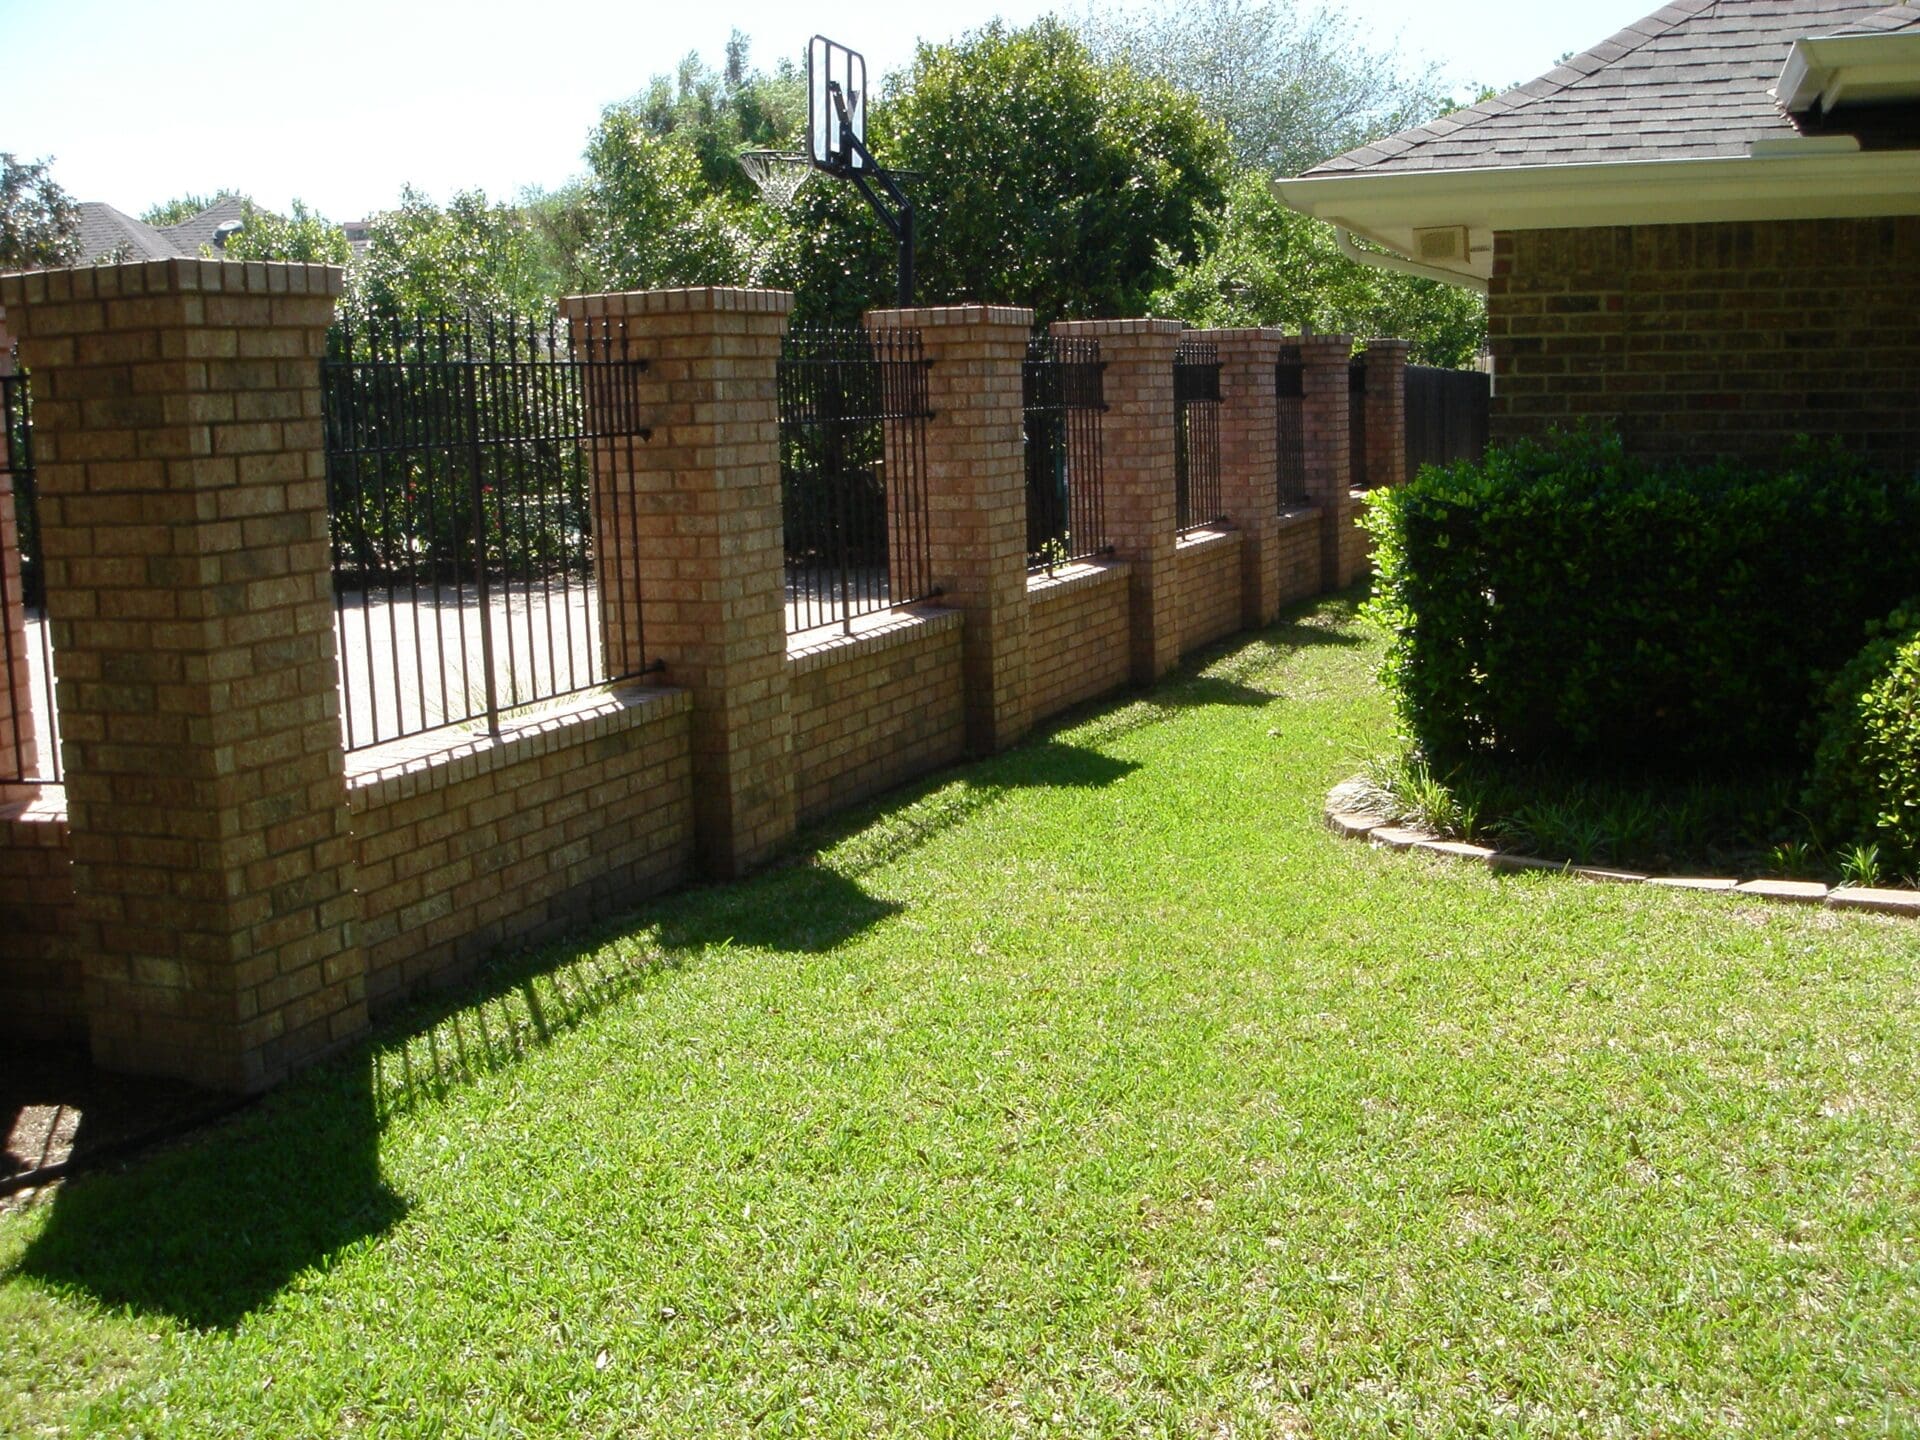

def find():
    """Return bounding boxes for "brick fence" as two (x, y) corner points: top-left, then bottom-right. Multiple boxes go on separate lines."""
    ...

(0, 261), (1404, 1093)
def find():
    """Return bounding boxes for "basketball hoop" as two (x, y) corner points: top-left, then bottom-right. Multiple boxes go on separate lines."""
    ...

(739, 150), (815, 210)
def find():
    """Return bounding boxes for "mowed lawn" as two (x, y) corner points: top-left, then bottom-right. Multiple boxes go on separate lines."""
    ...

(5, 594), (1919, 1438)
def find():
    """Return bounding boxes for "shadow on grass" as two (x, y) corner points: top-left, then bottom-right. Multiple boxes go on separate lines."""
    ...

(800, 739), (1143, 878)
(10, 1056), (403, 1331)
(4, 598), (1366, 1330)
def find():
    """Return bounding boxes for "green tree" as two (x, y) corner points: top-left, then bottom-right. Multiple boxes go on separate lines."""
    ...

(579, 102), (769, 292)
(880, 19), (1231, 321)
(141, 190), (246, 227)
(1080, 0), (1450, 176)
(1148, 169), (1484, 365)
(220, 199), (352, 265)
(0, 153), (81, 271)
(350, 187), (556, 314)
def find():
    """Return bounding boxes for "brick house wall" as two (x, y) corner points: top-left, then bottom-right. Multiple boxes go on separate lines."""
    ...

(1490, 218), (1920, 466)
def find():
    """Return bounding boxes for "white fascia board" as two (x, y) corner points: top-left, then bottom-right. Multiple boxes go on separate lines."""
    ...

(1778, 33), (1920, 113)
(1273, 150), (1920, 283)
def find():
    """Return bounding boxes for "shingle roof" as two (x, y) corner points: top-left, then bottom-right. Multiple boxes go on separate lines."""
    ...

(156, 197), (249, 257)
(1304, 0), (1920, 176)
(75, 202), (183, 263)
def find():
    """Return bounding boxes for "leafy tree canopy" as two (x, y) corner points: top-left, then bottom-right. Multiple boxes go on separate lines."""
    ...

(219, 199), (352, 266)
(1079, 0), (1450, 177)
(141, 190), (247, 227)
(1, 153), (81, 272)
(881, 18), (1231, 321)
(1149, 169), (1484, 366)
(350, 187), (554, 314)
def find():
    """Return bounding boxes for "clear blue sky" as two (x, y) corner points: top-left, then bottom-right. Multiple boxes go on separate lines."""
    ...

(1, 0), (1653, 221)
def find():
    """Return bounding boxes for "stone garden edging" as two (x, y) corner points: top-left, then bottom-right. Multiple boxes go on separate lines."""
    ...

(1324, 794), (1920, 919)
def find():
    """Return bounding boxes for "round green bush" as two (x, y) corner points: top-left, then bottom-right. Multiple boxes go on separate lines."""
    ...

(1806, 601), (1920, 878)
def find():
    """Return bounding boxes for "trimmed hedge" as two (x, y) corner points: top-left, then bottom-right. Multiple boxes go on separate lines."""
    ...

(1806, 602), (1920, 876)
(1364, 428), (1920, 771)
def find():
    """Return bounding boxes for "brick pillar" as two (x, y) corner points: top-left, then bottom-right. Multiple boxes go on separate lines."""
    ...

(866, 304), (1031, 754)
(1051, 318), (1185, 683)
(1363, 338), (1410, 492)
(1300, 335), (1357, 589)
(560, 287), (794, 881)
(1196, 327), (1285, 627)
(0, 311), (38, 806)
(0, 258), (363, 1092)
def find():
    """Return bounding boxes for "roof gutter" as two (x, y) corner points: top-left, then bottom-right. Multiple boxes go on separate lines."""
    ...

(1335, 225), (1489, 295)
(1777, 31), (1920, 114)
(1275, 149), (1920, 281)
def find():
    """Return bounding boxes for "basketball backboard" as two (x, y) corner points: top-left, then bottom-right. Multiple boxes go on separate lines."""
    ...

(808, 35), (869, 175)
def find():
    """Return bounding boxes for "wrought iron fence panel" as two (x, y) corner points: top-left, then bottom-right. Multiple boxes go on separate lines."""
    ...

(0, 364), (58, 783)
(1275, 345), (1308, 507)
(1023, 335), (1108, 571)
(1174, 339), (1223, 533)
(321, 310), (650, 752)
(1404, 363), (1491, 479)
(778, 326), (934, 635)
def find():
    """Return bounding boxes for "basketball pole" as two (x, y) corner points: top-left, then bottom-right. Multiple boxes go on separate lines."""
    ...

(828, 82), (915, 308)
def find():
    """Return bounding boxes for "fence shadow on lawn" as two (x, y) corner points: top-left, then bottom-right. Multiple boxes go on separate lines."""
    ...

(2, 609), (1344, 1330)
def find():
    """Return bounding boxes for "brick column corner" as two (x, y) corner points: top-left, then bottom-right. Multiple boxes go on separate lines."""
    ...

(1191, 327), (1286, 626)
(560, 286), (795, 880)
(1050, 318), (1185, 683)
(1299, 334), (1358, 590)
(0, 336), (36, 807)
(866, 304), (1032, 754)
(0, 257), (363, 1093)
(1363, 337), (1411, 492)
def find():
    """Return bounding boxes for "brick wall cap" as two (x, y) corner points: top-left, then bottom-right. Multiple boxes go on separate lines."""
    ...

(1049, 317), (1186, 338)
(1298, 334), (1357, 359)
(1362, 338), (1413, 356)
(865, 304), (1034, 330)
(558, 287), (795, 319)
(0, 258), (343, 309)
(1185, 327), (1290, 347)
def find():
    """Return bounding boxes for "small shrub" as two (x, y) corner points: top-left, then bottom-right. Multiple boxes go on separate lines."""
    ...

(1805, 601), (1920, 876)
(1364, 428), (1920, 773)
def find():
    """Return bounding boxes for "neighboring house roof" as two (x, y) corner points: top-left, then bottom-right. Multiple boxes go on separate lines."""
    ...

(155, 196), (249, 257)
(1274, 0), (1920, 288)
(76, 202), (184, 264)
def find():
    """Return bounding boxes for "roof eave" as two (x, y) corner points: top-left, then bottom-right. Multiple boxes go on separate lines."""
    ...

(1778, 31), (1920, 113)
(1274, 150), (1920, 284)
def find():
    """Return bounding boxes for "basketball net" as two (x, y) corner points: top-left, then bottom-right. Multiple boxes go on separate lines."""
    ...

(739, 150), (815, 210)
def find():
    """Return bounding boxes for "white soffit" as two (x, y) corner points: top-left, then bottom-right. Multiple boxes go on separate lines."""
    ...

(1272, 150), (1920, 284)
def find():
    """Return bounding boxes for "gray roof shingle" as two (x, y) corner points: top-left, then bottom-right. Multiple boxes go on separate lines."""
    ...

(1303, 0), (1920, 176)
(156, 197), (249, 257)
(76, 202), (184, 263)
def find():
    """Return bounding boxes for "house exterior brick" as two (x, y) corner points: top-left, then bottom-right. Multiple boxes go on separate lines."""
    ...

(1490, 218), (1920, 466)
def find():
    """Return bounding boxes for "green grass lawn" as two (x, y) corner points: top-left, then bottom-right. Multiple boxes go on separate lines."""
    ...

(6, 592), (1920, 1438)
